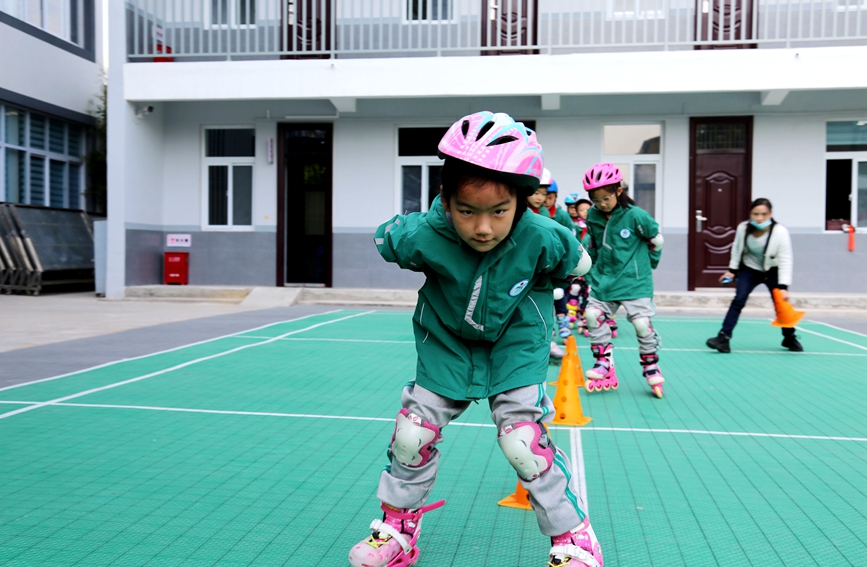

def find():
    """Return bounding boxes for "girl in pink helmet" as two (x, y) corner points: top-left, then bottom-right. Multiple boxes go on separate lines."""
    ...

(581, 163), (666, 398)
(349, 112), (603, 567)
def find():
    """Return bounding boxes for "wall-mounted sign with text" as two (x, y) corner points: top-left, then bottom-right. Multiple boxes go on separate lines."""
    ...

(166, 234), (192, 247)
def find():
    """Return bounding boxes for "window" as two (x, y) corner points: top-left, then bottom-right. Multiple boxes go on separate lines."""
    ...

(1, 103), (85, 208)
(406, 0), (451, 21)
(603, 124), (662, 218)
(208, 0), (257, 27)
(396, 128), (447, 213)
(608, 0), (665, 19)
(0, 0), (86, 45)
(202, 127), (255, 229)
(825, 121), (867, 231)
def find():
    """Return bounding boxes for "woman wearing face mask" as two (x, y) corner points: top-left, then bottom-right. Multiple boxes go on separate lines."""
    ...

(706, 198), (803, 353)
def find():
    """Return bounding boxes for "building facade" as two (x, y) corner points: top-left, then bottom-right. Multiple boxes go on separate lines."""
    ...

(107, 0), (867, 298)
(1, 0), (103, 213)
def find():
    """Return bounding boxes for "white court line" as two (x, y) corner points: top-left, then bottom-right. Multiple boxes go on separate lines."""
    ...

(0, 311), (375, 421)
(570, 428), (589, 514)
(231, 336), (867, 357)
(0, 309), (345, 394)
(805, 319), (867, 340)
(22, 402), (867, 444)
(793, 326), (867, 353)
(0, 401), (36, 405)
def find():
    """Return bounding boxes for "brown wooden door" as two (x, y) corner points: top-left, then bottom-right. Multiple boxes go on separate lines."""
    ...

(282, 0), (332, 59)
(481, 0), (538, 55)
(696, 0), (756, 49)
(688, 117), (753, 289)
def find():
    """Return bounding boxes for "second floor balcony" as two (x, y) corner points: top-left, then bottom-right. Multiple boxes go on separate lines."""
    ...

(126, 0), (867, 62)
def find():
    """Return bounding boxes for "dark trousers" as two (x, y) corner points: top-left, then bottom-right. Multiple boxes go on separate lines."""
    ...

(721, 267), (795, 339)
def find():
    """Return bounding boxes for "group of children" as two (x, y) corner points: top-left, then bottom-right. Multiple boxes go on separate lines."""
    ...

(349, 111), (665, 567)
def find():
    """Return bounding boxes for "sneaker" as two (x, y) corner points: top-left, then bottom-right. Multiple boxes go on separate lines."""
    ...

(782, 335), (804, 352)
(548, 518), (604, 567)
(706, 333), (731, 353)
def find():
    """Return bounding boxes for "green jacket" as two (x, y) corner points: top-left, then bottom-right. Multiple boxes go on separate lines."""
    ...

(549, 205), (574, 231)
(586, 204), (661, 302)
(375, 195), (584, 400)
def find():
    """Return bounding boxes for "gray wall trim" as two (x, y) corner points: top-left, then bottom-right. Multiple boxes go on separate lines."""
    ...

(788, 227), (825, 234)
(0, 4), (96, 63)
(0, 88), (95, 125)
(255, 225), (277, 232)
(334, 226), (378, 233)
(125, 222), (276, 232)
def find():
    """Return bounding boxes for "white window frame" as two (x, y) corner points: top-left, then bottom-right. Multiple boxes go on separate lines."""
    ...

(201, 126), (256, 231)
(0, 0), (85, 45)
(205, 0), (258, 29)
(0, 103), (85, 208)
(823, 151), (867, 234)
(395, 157), (444, 214)
(403, 0), (455, 23)
(835, 0), (867, 12)
(601, 122), (664, 223)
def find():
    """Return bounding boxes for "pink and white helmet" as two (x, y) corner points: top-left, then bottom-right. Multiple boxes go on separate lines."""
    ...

(438, 111), (543, 190)
(583, 163), (623, 191)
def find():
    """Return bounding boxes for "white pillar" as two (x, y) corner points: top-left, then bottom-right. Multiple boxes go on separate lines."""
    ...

(105, 0), (127, 299)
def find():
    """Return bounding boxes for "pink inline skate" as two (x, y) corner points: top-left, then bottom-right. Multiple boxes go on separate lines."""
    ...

(548, 517), (604, 567)
(585, 344), (618, 393)
(640, 353), (665, 399)
(349, 500), (445, 567)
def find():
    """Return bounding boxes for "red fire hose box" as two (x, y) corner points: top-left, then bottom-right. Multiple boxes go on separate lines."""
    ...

(164, 252), (189, 285)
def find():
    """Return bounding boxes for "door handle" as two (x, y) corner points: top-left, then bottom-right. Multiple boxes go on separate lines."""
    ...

(695, 210), (708, 233)
(287, 0), (296, 25)
(490, 2), (499, 21)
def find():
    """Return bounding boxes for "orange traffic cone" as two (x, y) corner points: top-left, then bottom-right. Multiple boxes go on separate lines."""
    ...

(497, 480), (533, 510)
(550, 336), (583, 387)
(770, 288), (805, 328)
(551, 353), (592, 426)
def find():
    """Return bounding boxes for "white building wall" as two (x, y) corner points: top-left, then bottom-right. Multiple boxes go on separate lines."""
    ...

(752, 115), (826, 231)
(126, 104), (166, 228)
(0, 20), (102, 115)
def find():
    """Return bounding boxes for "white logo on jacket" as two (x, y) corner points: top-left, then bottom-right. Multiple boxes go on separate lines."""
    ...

(509, 279), (529, 297)
(620, 228), (631, 239)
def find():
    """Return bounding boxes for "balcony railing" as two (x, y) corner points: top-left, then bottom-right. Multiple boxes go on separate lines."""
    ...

(126, 0), (867, 61)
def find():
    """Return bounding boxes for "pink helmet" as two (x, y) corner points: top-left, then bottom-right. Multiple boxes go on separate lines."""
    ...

(438, 111), (544, 190)
(583, 163), (623, 191)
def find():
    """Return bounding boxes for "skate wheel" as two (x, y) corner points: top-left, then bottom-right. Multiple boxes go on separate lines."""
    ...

(585, 383), (594, 393)
(601, 383), (610, 391)
(612, 382), (619, 390)
(652, 385), (663, 399)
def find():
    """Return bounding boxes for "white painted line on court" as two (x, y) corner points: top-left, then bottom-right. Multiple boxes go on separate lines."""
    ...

(793, 326), (867, 353)
(804, 319), (867, 340)
(235, 336), (415, 344)
(0, 311), (376, 421)
(570, 428), (589, 514)
(24, 402), (867, 444)
(578, 426), (867, 443)
(0, 401), (37, 405)
(0, 310), (347, 394)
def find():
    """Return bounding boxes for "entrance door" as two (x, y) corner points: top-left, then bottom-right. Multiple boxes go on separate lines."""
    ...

(695, 0), (755, 48)
(281, 0), (332, 59)
(688, 116), (753, 289)
(277, 124), (332, 286)
(481, 0), (539, 55)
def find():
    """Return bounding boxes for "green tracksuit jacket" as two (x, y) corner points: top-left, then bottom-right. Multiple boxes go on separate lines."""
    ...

(375, 195), (585, 400)
(548, 205), (574, 231)
(585, 204), (661, 302)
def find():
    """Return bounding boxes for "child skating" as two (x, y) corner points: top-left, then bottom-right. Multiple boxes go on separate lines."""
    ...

(581, 163), (665, 398)
(349, 112), (603, 567)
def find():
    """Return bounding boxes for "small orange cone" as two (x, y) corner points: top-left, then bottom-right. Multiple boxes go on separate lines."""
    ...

(770, 288), (805, 328)
(497, 480), (533, 510)
(551, 353), (592, 426)
(550, 336), (584, 387)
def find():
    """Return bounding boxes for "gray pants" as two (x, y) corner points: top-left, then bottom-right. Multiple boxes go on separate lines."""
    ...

(586, 297), (661, 354)
(377, 382), (587, 536)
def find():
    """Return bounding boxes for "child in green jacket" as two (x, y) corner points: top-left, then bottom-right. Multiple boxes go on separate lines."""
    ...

(349, 112), (603, 567)
(581, 163), (666, 399)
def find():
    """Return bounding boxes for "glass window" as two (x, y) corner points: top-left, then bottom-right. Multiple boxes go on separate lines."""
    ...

(43, 0), (63, 36)
(68, 163), (81, 209)
(402, 166), (422, 213)
(634, 163), (657, 218)
(208, 165), (229, 225)
(232, 165), (253, 226)
(407, 0), (450, 21)
(5, 149), (24, 203)
(428, 165), (442, 209)
(49, 160), (66, 207)
(206, 128), (255, 157)
(29, 114), (46, 150)
(25, 0), (41, 26)
(695, 123), (746, 151)
(398, 128), (449, 157)
(5, 107), (24, 146)
(858, 162), (867, 228)
(211, 0), (256, 26)
(49, 119), (66, 154)
(30, 155), (45, 205)
(1, 0), (24, 18)
(604, 125), (661, 155)
(827, 121), (867, 152)
(68, 126), (82, 157)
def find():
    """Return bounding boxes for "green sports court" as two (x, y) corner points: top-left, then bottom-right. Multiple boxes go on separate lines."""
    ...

(1, 309), (866, 566)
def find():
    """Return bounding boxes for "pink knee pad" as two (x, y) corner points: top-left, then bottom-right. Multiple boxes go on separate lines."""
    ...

(390, 409), (440, 468)
(497, 422), (555, 481)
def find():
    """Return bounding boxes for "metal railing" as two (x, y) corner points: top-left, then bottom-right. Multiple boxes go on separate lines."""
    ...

(126, 0), (867, 61)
